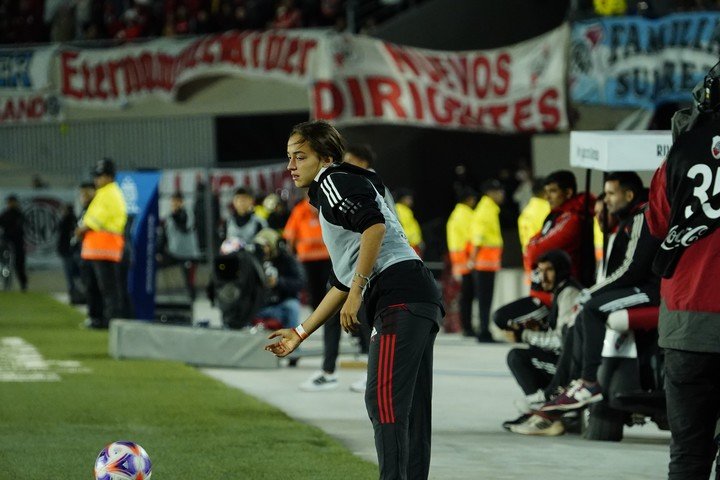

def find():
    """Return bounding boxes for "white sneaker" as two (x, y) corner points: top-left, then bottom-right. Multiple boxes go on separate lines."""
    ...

(349, 374), (367, 393)
(299, 371), (339, 391)
(509, 414), (564, 436)
(513, 389), (546, 414)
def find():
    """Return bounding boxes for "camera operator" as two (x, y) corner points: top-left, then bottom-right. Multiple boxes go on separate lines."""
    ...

(253, 228), (306, 329)
(502, 249), (581, 435)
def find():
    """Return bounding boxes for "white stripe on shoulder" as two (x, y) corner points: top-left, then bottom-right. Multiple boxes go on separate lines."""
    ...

(325, 176), (344, 203)
(320, 181), (338, 206)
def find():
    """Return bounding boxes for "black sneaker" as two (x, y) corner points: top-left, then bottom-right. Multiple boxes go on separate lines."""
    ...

(502, 413), (532, 431)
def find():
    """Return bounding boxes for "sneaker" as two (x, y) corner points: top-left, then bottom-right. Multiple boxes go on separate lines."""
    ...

(513, 389), (547, 414)
(350, 374), (367, 393)
(539, 379), (602, 412)
(502, 413), (531, 431)
(299, 371), (339, 392)
(510, 414), (565, 436)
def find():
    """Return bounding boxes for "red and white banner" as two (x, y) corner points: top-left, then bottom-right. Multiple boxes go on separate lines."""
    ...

(53, 25), (568, 132)
(0, 92), (63, 124)
(59, 31), (320, 107)
(311, 25), (569, 132)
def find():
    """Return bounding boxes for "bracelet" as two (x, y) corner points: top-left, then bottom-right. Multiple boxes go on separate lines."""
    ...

(354, 272), (370, 287)
(293, 324), (308, 340)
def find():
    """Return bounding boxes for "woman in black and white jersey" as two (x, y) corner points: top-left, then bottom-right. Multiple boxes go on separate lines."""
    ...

(266, 120), (444, 480)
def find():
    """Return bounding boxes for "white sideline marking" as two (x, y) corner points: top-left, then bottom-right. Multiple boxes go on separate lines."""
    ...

(0, 337), (90, 382)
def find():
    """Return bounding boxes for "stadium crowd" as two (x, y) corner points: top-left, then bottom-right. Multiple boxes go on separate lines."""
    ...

(0, 0), (423, 45)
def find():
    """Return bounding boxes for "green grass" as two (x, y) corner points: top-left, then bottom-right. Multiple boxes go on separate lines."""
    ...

(0, 293), (376, 479)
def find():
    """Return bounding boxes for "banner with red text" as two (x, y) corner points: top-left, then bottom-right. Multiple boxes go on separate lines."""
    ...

(0, 92), (63, 124)
(59, 31), (320, 107)
(56, 26), (568, 132)
(311, 25), (569, 132)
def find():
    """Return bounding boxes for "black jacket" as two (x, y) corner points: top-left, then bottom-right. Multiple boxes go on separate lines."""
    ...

(0, 207), (24, 245)
(587, 202), (660, 298)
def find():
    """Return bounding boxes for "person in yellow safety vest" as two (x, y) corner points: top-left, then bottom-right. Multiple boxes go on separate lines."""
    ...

(518, 179), (551, 254)
(76, 158), (128, 329)
(446, 187), (478, 337)
(470, 179), (505, 343)
(394, 188), (423, 257)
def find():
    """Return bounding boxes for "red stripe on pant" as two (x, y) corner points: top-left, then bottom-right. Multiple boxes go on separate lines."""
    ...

(377, 334), (397, 424)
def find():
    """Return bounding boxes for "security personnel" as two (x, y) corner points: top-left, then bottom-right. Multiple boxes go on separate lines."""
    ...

(470, 179), (505, 342)
(76, 158), (127, 329)
(394, 188), (423, 256)
(518, 178), (551, 253)
(446, 187), (478, 337)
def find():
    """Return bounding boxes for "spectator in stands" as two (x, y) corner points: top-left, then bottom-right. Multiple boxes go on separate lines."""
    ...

(470, 179), (505, 343)
(157, 192), (201, 301)
(494, 170), (594, 341)
(76, 158), (127, 329)
(253, 228), (306, 329)
(394, 188), (423, 256)
(271, 0), (303, 29)
(446, 187), (478, 337)
(646, 88), (720, 479)
(504, 249), (581, 436)
(222, 187), (268, 246)
(540, 172), (660, 412)
(0, 194), (27, 291)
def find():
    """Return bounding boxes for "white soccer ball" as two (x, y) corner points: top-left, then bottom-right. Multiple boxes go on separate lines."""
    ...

(94, 441), (152, 480)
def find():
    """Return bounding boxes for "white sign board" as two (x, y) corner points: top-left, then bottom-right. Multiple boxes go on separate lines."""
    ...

(570, 131), (672, 172)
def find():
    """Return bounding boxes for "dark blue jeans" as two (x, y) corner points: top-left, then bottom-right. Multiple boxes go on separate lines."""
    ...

(665, 348), (720, 480)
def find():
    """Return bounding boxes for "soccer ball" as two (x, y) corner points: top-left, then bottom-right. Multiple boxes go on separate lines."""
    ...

(94, 441), (152, 480)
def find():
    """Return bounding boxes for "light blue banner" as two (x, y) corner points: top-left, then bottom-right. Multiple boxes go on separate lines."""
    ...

(570, 12), (720, 108)
(117, 171), (161, 321)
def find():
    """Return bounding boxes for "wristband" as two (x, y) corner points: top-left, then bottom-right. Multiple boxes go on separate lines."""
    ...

(293, 324), (308, 340)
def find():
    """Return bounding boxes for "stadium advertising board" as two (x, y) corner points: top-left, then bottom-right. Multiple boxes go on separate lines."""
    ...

(571, 12), (720, 108)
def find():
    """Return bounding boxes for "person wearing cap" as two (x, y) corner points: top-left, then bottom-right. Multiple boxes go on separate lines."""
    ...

(469, 179), (505, 343)
(75, 158), (127, 329)
(0, 194), (28, 291)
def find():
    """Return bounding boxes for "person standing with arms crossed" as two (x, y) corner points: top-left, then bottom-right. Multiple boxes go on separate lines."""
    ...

(266, 121), (444, 480)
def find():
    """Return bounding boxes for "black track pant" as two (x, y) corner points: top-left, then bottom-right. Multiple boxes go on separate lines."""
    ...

(575, 286), (659, 382)
(302, 259), (332, 309)
(366, 303), (440, 480)
(475, 270), (495, 337)
(459, 272), (475, 335)
(84, 259), (125, 327)
(507, 346), (559, 395)
(665, 348), (720, 480)
(322, 303), (370, 373)
(493, 296), (549, 331)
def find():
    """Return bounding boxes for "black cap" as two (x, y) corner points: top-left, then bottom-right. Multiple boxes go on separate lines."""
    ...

(6, 194), (18, 202)
(93, 158), (116, 178)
